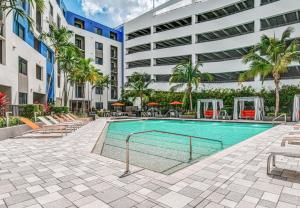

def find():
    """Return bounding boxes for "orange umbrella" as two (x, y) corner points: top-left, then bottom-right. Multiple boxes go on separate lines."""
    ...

(147, 102), (159, 107)
(170, 101), (183, 105)
(112, 102), (125, 106)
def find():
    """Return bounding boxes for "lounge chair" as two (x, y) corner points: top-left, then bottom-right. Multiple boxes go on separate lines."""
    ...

(37, 116), (76, 131)
(267, 146), (300, 175)
(15, 117), (67, 138)
(46, 116), (81, 129)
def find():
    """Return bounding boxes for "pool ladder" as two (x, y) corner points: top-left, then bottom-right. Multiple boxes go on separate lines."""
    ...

(272, 113), (287, 126)
(122, 130), (224, 176)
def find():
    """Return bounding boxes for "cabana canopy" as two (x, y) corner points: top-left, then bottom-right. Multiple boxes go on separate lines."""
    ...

(197, 99), (223, 119)
(292, 94), (300, 121)
(233, 97), (264, 121)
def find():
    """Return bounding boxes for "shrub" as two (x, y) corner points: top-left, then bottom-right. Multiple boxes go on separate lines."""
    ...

(19, 104), (44, 120)
(0, 117), (20, 128)
(50, 106), (69, 114)
(149, 85), (300, 114)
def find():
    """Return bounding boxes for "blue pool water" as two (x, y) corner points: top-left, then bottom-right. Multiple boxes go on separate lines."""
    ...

(101, 120), (272, 174)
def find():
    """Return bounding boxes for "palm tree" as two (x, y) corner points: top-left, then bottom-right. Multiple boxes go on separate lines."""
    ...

(57, 45), (81, 106)
(0, 0), (45, 28)
(40, 24), (74, 102)
(74, 58), (99, 113)
(125, 72), (153, 111)
(239, 27), (300, 116)
(93, 75), (110, 109)
(170, 60), (212, 111)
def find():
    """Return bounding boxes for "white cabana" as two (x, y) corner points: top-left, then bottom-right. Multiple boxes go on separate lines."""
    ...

(197, 99), (223, 119)
(292, 94), (300, 121)
(233, 97), (264, 121)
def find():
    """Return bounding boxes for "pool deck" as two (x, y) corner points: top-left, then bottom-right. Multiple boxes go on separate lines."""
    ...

(0, 118), (300, 208)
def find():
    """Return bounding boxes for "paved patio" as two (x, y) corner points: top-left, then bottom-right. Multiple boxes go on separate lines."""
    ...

(0, 118), (300, 208)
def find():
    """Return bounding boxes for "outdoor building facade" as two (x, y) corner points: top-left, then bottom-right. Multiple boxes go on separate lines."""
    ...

(0, 0), (123, 111)
(124, 0), (300, 91)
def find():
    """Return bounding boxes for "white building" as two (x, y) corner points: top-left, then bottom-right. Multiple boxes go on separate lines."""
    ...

(124, 0), (300, 91)
(0, 0), (123, 112)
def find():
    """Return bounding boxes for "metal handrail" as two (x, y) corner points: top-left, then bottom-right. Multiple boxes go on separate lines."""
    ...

(272, 113), (287, 125)
(123, 130), (224, 175)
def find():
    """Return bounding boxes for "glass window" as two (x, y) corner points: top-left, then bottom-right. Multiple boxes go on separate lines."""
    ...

(95, 102), (103, 109)
(17, 23), (25, 40)
(36, 65), (42, 80)
(19, 57), (27, 75)
(95, 27), (102, 35)
(75, 85), (84, 98)
(49, 3), (53, 17)
(74, 18), (84, 29)
(57, 15), (61, 28)
(95, 87), (103, 95)
(19, 92), (28, 104)
(110, 32), (117, 40)
(95, 42), (103, 50)
(95, 57), (103, 65)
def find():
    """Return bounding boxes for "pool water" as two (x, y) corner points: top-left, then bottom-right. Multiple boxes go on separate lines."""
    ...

(101, 120), (272, 174)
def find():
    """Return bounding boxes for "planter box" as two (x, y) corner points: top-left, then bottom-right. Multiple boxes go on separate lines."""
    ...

(0, 125), (31, 140)
(179, 115), (197, 119)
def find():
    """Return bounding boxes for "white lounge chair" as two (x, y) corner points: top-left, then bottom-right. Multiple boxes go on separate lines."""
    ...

(267, 146), (300, 175)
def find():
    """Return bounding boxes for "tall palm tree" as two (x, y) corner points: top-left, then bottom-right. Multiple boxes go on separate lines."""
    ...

(93, 75), (110, 109)
(74, 58), (99, 112)
(40, 24), (74, 102)
(170, 60), (212, 111)
(57, 45), (81, 106)
(125, 72), (153, 111)
(0, 0), (45, 28)
(239, 27), (300, 116)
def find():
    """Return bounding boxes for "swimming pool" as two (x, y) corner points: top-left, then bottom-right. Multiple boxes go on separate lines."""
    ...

(101, 119), (272, 174)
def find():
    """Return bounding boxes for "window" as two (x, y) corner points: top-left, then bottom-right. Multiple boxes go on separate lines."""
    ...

(155, 74), (171, 82)
(95, 42), (103, 50)
(155, 55), (192, 66)
(49, 3), (53, 17)
(19, 57), (27, 75)
(36, 9), (42, 32)
(95, 57), (103, 65)
(155, 17), (192, 33)
(75, 85), (84, 98)
(111, 87), (118, 100)
(127, 27), (151, 40)
(196, 22), (255, 43)
(56, 0), (60, 6)
(261, 10), (300, 31)
(127, 59), (151, 69)
(261, 0), (279, 5)
(74, 18), (84, 29)
(110, 32), (117, 40)
(47, 50), (52, 62)
(95, 27), (102, 35)
(34, 37), (40, 52)
(19, 92), (28, 104)
(155, 36), (191, 49)
(127, 43), (151, 54)
(57, 15), (61, 29)
(75, 35), (85, 50)
(196, 0), (254, 23)
(95, 102), (103, 109)
(16, 23), (25, 40)
(95, 87), (103, 95)
(36, 65), (42, 80)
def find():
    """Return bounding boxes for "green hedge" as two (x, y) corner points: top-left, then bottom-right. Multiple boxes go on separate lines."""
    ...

(148, 85), (300, 115)
(19, 104), (44, 120)
(0, 117), (20, 128)
(50, 106), (69, 114)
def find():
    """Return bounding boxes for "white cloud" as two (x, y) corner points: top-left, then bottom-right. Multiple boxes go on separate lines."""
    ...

(81, 0), (169, 25)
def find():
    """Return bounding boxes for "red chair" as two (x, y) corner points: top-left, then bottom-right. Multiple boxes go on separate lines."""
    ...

(204, 110), (219, 119)
(241, 110), (255, 119)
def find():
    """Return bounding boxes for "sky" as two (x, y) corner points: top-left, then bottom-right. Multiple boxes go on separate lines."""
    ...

(63, 0), (170, 28)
